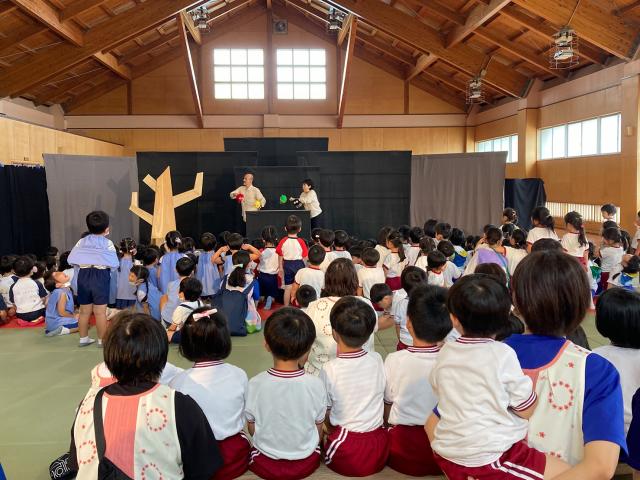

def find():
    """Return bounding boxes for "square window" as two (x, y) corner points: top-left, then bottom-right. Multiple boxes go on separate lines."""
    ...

(309, 49), (326, 66)
(248, 83), (264, 99)
(309, 67), (325, 82)
(230, 49), (247, 65)
(231, 83), (248, 99)
(247, 67), (263, 82)
(231, 66), (247, 82)
(214, 49), (230, 65)
(276, 49), (326, 100)
(214, 48), (264, 100)
(215, 83), (231, 99)
(278, 83), (294, 99)
(293, 49), (309, 65)
(277, 49), (293, 65)
(247, 49), (263, 65)
(214, 66), (231, 82)
(293, 66), (310, 82)
(310, 83), (326, 99)
(294, 83), (310, 99)
(277, 67), (293, 82)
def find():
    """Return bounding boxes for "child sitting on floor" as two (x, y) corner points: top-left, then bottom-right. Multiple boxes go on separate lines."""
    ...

(427, 274), (570, 479)
(296, 285), (317, 311)
(167, 277), (204, 344)
(170, 306), (250, 480)
(44, 271), (79, 336)
(291, 244), (325, 303)
(246, 308), (326, 480)
(391, 266), (427, 350)
(130, 266), (161, 321)
(357, 248), (385, 299)
(9, 256), (48, 326)
(0, 254), (17, 318)
(321, 296), (389, 476)
(196, 232), (221, 301)
(160, 257), (196, 327)
(384, 285), (449, 476)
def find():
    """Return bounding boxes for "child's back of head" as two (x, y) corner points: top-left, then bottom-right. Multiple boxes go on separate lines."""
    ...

(307, 244), (326, 266)
(285, 215), (302, 235)
(334, 230), (350, 249)
(485, 227), (503, 246)
(13, 256), (34, 277)
(377, 226), (394, 247)
(512, 250), (590, 336)
(32, 261), (46, 280)
(264, 307), (316, 360)
(119, 237), (137, 255)
(141, 247), (158, 267)
(510, 229), (527, 250)
(180, 307), (231, 361)
(200, 232), (217, 252)
(427, 251), (446, 271)
(0, 254), (17, 274)
(228, 251), (250, 288)
(370, 283), (392, 305)
(86, 210), (109, 235)
(437, 240), (455, 259)
(362, 247), (380, 267)
(296, 285), (317, 309)
(474, 263), (507, 286)
(409, 227), (424, 244)
(406, 285), (451, 343)
(165, 230), (183, 250)
(401, 266), (427, 295)
(330, 296), (376, 348)
(447, 274), (511, 337)
(181, 237), (195, 253)
(349, 245), (363, 262)
(319, 229), (335, 248)
(261, 225), (278, 246)
(530, 238), (562, 252)
(180, 277), (203, 302)
(449, 228), (465, 247)
(226, 233), (244, 251)
(423, 220), (438, 239)
(311, 228), (322, 244)
(596, 287), (640, 349)
(435, 222), (452, 239)
(176, 257), (196, 277)
(419, 236), (436, 256)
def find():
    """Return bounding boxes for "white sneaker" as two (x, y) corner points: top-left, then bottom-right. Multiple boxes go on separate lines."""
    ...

(46, 326), (63, 337)
(79, 338), (96, 347)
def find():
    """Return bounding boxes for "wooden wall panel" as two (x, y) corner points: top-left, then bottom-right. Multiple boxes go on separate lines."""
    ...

(70, 85), (128, 115)
(345, 57), (403, 114)
(475, 115), (518, 141)
(133, 58), (195, 114)
(538, 86), (622, 127)
(409, 85), (464, 114)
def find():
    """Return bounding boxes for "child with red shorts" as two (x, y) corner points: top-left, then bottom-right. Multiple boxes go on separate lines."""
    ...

(384, 285), (449, 476)
(426, 275), (570, 479)
(320, 296), (389, 477)
(245, 307), (326, 480)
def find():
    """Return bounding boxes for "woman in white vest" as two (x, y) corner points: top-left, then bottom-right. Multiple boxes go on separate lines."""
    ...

(504, 250), (626, 478)
(68, 312), (223, 479)
(296, 179), (322, 229)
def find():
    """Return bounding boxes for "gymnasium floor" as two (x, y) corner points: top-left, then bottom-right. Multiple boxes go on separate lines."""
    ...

(0, 313), (608, 479)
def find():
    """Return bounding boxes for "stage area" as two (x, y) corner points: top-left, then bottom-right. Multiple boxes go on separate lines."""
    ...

(0, 314), (609, 479)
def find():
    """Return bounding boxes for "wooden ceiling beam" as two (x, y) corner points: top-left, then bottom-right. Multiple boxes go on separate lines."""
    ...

(500, 5), (606, 65)
(338, 17), (356, 128)
(421, 69), (469, 94)
(180, 10), (201, 45)
(0, 0), (207, 97)
(357, 33), (415, 65)
(9, 0), (84, 46)
(405, 53), (436, 81)
(0, 24), (46, 53)
(93, 51), (131, 79)
(475, 26), (566, 78)
(415, 0), (465, 25)
(35, 70), (111, 104)
(207, 0), (253, 24)
(511, 0), (636, 60)
(0, 2), (17, 17)
(119, 33), (179, 64)
(325, 0), (529, 97)
(63, 76), (126, 111)
(446, 0), (509, 47)
(271, 3), (329, 42)
(284, 0), (327, 24)
(337, 13), (353, 46)
(616, 0), (640, 14)
(59, 0), (108, 21)
(177, 13), (203, 128)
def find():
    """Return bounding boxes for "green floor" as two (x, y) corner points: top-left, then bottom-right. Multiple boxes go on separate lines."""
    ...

(0, 314), (608, 479)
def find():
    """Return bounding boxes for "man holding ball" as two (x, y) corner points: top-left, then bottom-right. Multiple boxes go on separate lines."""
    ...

(230, 172), (266, 222)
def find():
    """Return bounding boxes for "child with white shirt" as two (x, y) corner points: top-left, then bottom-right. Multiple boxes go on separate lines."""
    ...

(425, 251), (447, 287)
(406, 227), (423, 266)
(384, 285), (449, 476)
(257, 226), (280, 310)
(434, 222), (452, 244)
(561, 211), (589, 266)
(9, 256), (48, 326)
(357, 247), (385, 299)
(0, 254), (17, 318)
(383, 230), (408, 291)
(332, 230), (352, 260)
(291, 244), (325, 303)
(600, 226), (626, 292)
(276, 215), (308, 306)
(321, 296), (389, 476)
(437, 241), (462, 287)
(171, 306), (250, 480)
(374, 226), (393, 268)
(318, 229), (335, 272)
(391, 266), (427, 350)
(160, 257), (196, 327)
(608, 255), (640, 290)
(167, 277), (204, 344)
(426, 274), (570, 479)
(246, 308), (326, 480)
(527, 206), (559, 251)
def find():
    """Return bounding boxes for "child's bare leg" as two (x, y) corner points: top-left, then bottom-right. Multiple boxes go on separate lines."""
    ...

(424, 413), (439, 443)
(8, 306), (15, 317)
(93, 304), (108, 341)
(284, 285), (292, 306)
(543, 454), (571, 479)
(78, 304), (92, 338)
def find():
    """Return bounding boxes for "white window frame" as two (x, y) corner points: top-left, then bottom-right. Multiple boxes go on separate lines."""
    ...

(475, 134), (518, 164)
(276, 48), (327, 100)
(538, 113), (621, 160)
(213, 48), (265, 100)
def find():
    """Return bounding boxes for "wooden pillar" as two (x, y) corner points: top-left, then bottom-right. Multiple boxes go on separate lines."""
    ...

(465, 126), (475, 152)
(516, 108), (538, 178)
(619, 73), (640, 231)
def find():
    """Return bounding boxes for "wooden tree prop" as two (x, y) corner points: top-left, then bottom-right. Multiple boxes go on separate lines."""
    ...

(129, 167), (203, 245)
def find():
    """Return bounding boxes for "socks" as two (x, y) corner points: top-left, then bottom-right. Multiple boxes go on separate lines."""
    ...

(264, 297), (273, 310)
(79, 336), (90, 343)
(60, 327), (70, 335)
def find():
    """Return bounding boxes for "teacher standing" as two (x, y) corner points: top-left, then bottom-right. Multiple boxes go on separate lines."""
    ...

(230, 172), (266, 222)
(297, 179), (322, 229)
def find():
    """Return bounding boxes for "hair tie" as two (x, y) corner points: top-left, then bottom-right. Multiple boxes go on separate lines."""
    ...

(232, 264), (244, 270)
(192, 309), (217, 321)
(175, 238), (182, 244)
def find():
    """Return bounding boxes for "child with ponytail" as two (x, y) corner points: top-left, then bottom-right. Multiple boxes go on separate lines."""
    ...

(561, 211), (589, 266)
(130, 265), (162, 321)
(115, 237), (137, 309)
(158, 230), (185, 294)
(526, 206), (558, 251)
(383, 230), (408, 291)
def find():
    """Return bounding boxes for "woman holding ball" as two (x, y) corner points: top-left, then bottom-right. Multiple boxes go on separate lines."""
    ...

(297, 179), (322, 229)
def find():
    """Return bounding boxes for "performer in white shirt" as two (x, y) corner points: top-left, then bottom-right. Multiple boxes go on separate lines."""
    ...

(296, 179), (322, 229)
(230, 172), (266, 222)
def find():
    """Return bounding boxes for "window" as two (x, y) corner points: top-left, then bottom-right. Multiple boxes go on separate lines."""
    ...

(538, 113), (621, 159)
(475, 135), (518, 163)
(547, 202), (619, 224)
(213, 48), (264, 100)
(276, 49), (326, 100)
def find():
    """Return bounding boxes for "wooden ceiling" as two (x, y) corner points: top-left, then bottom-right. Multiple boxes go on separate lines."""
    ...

(0, 0), (638, 118)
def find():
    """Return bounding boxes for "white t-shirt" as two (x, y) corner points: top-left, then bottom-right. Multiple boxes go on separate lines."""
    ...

(332, 250), (352, 261)
(600, 245), (624, 273)
(384, 346), (440, 426)
(304, 296), (377, 375)
(526, 227), (559, 245)
(592, 345), (640, 434)
(320, 350), (385, 432)
(258, 247), (279, 275)
(406, 245), (421, 267)
(442, 261), (461, 287)
(383, 252), (408, 279)
(0, 274), (15, 307)
(427, 271), (445, 287)
(391, 289), (411, 346)
(294, 267), (325, 299)
(170, 361), (248, 440)
(245, 369), (326, 460)
(357, 266), (386, 299)
(9, 277), (47, 313)
(415, 255), (428, 272)
(504, 247), (528, 276)
(319, 250), (335, 272)
(561, 233), (588, 258)
(430, 338), (536, 467)
(298, 190), (322, 218)
(374, 245), (390, 268)
(171, 299), (204, 329)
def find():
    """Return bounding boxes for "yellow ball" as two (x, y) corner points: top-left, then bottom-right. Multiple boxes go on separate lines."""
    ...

(254, 200), (262, 209)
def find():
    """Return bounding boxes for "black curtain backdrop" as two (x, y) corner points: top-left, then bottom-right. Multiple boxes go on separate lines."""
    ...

(0, 165), (51, 256)
(297, 151), (412, 239)
(136, 152), (259, 242)
(504, 178), (547, 231)
(224, 137), (328, 165)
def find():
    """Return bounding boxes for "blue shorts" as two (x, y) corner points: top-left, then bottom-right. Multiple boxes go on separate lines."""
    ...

(45, 321), (78, 334)
(77, 268), (111, 306)
(283, 259), (305, 286)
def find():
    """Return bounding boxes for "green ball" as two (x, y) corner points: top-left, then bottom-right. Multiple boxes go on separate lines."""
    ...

(279, 194), (288, 204)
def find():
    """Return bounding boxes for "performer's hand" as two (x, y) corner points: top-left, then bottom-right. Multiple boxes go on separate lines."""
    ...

(231, 192), (237, 199)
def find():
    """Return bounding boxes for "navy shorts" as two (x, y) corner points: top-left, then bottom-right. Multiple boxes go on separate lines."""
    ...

(77, 268), (111, 306)
(16, 308), (45, 321)
(283, 259), (305, 286)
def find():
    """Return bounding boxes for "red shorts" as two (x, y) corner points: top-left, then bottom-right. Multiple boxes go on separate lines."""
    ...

(433, 440), (546, 480)
(214, 432), (251, 480)
(385, 277), (402, 291)
(387, 424), (442, 476)
(324, 426), (389, 477)
(249, 447), (320, 480)
(396, 340), (410, 351)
